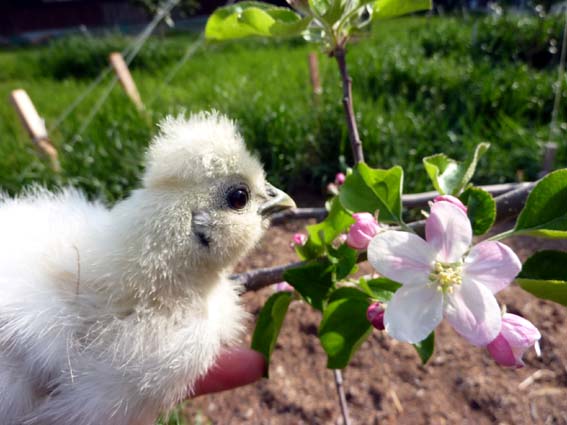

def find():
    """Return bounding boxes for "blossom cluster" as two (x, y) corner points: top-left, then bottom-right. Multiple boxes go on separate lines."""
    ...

(350, 195), (541, 368)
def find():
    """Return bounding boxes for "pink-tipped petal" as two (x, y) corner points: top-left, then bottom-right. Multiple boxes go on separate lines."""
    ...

(368, 231), (435, 285)
(486, 334), (518, 367)
(384, 285), (444, 344)
(426, 202), (472, 263)
(434, 195), (468, 213)
(444, 279), (502, 346)
(500, 313), (541, 349)
(463, 241), (522, 294)
(346, 213), (380, 250)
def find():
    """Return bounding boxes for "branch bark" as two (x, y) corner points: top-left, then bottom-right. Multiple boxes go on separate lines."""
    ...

(233, 182), (535, 292)
(334, 47), (364, 164)
(270, 182), (533, 225)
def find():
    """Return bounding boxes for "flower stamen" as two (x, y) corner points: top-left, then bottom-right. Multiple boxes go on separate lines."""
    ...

(429, 261), (462, 294)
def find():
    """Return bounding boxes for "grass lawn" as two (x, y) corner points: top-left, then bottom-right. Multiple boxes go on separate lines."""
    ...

(0, 15), (565, 203)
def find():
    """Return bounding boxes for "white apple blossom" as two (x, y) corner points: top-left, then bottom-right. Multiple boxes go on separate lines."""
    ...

(368, 200), (521, 345)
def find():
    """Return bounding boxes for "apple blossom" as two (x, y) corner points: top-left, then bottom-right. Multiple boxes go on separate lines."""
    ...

(433, 194), (467, 213)
(274, 281), (295, 293)
(367, 302), (385, 330)
(486, 313), (541, 368)
(291, 232), (307, 247)
(335, 172), (346, 186)
(368, 200), (521, 345)
(346, 213), (381, 250)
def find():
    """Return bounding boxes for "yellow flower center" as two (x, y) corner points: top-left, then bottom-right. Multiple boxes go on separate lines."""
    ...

(429, 261), (463, 294)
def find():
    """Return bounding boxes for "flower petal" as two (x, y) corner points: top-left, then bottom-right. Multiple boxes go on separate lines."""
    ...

(500, 313), (541, 348)
(463, 241), (521, 294)
(444, 279), (501, 346)
(486, 334), (518, 367)
(426, 201), (472, 263)
(384, 285), (444, 344)
(368, 231), (435, 285)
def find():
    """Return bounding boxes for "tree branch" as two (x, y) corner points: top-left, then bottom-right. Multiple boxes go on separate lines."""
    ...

(233, 182), (535, 292)
(334, 47), (364, 164)
(270, 182), (533, 225)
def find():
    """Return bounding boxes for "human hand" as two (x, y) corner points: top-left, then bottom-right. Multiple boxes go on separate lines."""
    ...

(192, 348), (266, 397)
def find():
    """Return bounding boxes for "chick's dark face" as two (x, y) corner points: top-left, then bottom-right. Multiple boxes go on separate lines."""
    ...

(190, 174), (295, 267)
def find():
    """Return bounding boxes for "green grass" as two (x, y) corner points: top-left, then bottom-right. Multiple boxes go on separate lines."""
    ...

(0, 15), (566, 203)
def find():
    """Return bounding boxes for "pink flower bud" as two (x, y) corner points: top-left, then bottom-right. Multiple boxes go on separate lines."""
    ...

(367, 302), (385, 330)
(335, 172), (346, 186)
(433, 195), (467, 213)
(326, 183), (339, 196)
(291, 233), (307, 247)
(346, 213), (380, 250)
(274, 281), (294, 293)
(486, 313), (541, 368)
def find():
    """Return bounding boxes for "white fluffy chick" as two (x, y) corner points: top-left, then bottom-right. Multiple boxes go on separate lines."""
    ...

(0, 111), (295, 425)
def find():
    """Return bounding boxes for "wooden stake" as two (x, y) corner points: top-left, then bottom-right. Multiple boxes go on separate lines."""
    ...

(109, 52), (144, 110)
(308, 52), (323, 97)
(539, 142), (558, 178)
(9, 89), (60, 172)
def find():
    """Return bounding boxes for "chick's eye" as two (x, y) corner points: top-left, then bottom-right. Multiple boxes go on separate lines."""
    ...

(227, 186), (249, 210)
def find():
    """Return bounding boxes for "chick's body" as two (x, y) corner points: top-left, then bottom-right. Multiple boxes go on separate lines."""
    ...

(0, 112), (293, 425)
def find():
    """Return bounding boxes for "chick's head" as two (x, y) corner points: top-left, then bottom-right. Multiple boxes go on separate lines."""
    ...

(141, 112), (295, 271)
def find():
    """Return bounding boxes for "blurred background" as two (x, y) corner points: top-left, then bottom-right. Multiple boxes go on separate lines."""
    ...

(0, 0), (566, 204)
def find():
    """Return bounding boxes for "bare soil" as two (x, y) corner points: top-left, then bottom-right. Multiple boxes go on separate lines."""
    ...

(188, 198), (567, 425)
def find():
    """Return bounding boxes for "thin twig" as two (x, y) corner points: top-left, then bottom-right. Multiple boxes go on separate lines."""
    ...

(334, 47), (364, 164)
(333, 369), (352, 425)
(550, 8), (567, 139)
(234, 182), (535, 292)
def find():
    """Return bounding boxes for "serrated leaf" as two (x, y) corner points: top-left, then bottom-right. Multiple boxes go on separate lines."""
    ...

(373, 0), (432, 19)
(516, 250), (567, 306)
(423, 143), (489, 196)
(284, 259), (335, 311)
(339, 163), (403, 223)
(308, 197), (355, 248)
(319, 287), (372, 369)
(297, 198), (355, 260)
(413, 332), (435, 364)
(205, 2), (310, 40)
(512, 170), (567, 238)
(460, 187), (496, 236)
(359, 277), (401, 301)
(251, 291), (293, 377)
(328, 243), (359, 280)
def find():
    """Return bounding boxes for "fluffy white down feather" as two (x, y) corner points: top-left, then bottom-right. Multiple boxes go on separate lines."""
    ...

(0, 112), (289, 425)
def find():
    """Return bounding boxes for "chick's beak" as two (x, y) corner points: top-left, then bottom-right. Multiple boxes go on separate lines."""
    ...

(259, 183), (296, 217)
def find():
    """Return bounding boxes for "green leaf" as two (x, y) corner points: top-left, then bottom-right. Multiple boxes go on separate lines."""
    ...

(460, 187), (496, 236)
(373, 0), (432, 19)
(251, 291), (293, 377)
(205, 2), (310, 40)
(516, 250), (567, 306)
(284, 259), (335, 311)
(308, 197), (355, 247)
(319, 287), (372, 369)
(423, 143), (490, 196)
(359, 277), (401, 301)
(339, 163), (403, 223)
(513, 170), (567, 238)
(328, 243), (359, 280)
(413, 332), (435, 364)
(297, 197), (355, 260)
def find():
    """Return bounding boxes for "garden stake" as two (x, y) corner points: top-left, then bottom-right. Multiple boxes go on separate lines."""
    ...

(308, 51), (323, 99)
(9, 89), (60, 172)
(109, 52), (145, 111)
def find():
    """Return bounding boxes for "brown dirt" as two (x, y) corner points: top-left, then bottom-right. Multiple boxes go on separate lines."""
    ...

(188, 206), (567, 425)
